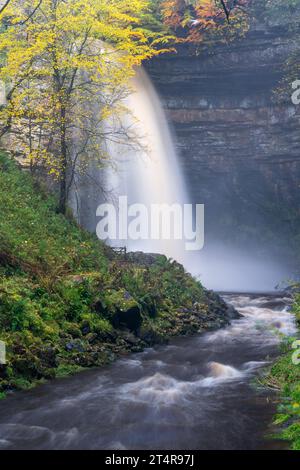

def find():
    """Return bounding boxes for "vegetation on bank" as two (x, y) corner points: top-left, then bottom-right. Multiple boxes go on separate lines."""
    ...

(0, 151), (231, 396)
(264, 298), (300, 450)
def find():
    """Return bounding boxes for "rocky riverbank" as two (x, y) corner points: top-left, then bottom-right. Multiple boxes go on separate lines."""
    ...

(0, 152), (238, 398)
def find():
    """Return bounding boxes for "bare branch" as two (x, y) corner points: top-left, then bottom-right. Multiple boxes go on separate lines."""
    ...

(0, 0), (11, 15)
(218, 0), (245, 23)
(20, 0), (43, 25)
(220, 0), (230, 22)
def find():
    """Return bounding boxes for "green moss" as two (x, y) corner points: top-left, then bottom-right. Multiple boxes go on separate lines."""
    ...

(281, 423), (300, 450)
(79, 314), (113, 336)
(55, 364), (85, 379)
(265, 294), (300, 450)
(104, 289), (140, 315)
(274, 414), (290, 425)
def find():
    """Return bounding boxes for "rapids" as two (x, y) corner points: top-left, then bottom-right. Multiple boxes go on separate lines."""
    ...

(0, 293), (296, 450)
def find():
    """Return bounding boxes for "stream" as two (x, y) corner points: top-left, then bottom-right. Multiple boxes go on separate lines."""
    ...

(0, 293), (297, 450)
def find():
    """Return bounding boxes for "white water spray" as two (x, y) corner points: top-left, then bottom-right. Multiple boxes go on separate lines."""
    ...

(101, 68), (190, 262)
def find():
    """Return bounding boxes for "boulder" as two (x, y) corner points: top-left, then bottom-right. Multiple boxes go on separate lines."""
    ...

(104, 289), (142, 333)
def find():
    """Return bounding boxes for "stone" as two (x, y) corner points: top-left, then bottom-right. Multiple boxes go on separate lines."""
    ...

(119, 330), (140, 345)
(36, 346), (57, 368)
(81, 321), (91, 336)
(112, 305), (142, 334)
(65, 341), (85, 353)
(93, 299), (107, 315)
(85, 333), (98, 344)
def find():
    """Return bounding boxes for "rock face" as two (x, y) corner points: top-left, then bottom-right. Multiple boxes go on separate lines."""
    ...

(147, 24), (300, 265)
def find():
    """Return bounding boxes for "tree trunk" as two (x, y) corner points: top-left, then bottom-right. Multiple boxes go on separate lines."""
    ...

(58, 102), (68, 214)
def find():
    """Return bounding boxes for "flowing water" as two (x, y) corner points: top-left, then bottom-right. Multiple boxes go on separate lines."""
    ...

(71, 68), (189, 264)
(105, 68), (189, 262)
(0, 293), (296, 450)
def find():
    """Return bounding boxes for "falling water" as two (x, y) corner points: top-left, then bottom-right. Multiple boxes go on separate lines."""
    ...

(71, 68), (189, 264)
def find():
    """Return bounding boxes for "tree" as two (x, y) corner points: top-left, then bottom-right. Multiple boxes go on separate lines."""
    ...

(0, 0), (169, 214)
(160, 0), (250, 43)
(256, 0), (300, 105)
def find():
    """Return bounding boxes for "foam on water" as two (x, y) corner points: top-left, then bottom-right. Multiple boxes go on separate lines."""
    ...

(120, 373), (194, 406)
(208, 362), (243, 379)
(207, 294), (296, 345)
(0, 294), (296, 450)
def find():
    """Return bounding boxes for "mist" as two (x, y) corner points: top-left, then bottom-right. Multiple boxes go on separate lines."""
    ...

(186, 242), (292, 293)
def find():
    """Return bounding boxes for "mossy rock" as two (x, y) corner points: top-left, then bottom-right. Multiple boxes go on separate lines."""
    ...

(104, 289), (138, 312)
(0, 365), (8, 380)
(34, 346), (57, 369)
(139, 293), (158, 318)
(63, 322), (82, 338)
(93, 298), (108, 316)
(103, 289), (142, 333)
(138, 321), (168, 346)
(112, 306), (142, 333)
(80, 320), (91, 336)
(0, 151), (237, 394)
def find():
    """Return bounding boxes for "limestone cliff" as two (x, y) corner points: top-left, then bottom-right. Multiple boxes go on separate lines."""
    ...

(147, 24), (300, 269)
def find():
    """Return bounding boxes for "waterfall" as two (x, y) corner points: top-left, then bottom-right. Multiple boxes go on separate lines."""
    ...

(72, 67), (189, 264)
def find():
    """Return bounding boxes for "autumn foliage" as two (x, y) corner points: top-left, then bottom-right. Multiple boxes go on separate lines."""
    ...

(0, 0), (170, 213)
(0, 0), (251, 214)
(160, 0), (250, 43)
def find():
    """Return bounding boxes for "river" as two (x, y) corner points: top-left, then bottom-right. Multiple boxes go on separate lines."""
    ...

(0, 293), (296, 450)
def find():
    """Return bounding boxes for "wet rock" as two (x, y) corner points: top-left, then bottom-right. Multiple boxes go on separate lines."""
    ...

(123, 291), (132, 301)
(36, 346), (57, 369)
(81, 321), (91, 336)
(226, 305), (240, 319)
(0, 365), (8, 380)
(93, 299), (108, 316)
(106, 351), (116, 363)
(65, 323), (82, 338)
(97, 330), (118, 343)
(119, 330), (140, 346)
(65, 341), (85, 353)
(138, 328), (167, 346)
(260, 299), (289, 310)
(103, 288), (142, 333)
(205, 290), (241, 321)
(112, 305), (142, 333)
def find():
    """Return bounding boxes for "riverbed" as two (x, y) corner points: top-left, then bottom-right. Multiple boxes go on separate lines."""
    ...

(0, 293), (296, 450)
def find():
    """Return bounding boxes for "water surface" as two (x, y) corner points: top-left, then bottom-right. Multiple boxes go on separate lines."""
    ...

(0, 294), (296, 450)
